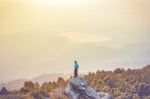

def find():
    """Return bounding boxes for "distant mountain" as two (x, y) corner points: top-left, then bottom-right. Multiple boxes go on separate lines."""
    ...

(0, 79), (27, 91)
(31, 73), (71, 85)
(0, 73), (71, 90)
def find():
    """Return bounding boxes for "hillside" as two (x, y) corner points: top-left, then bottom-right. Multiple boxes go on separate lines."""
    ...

(0, 73), (71, 90)
(0, 65), (150, 99)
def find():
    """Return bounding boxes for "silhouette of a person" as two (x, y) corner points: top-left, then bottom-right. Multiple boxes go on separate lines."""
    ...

(74, 61), (79, 77)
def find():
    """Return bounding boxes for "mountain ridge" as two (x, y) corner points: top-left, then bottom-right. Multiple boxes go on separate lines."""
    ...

(0, 73), (71, 90)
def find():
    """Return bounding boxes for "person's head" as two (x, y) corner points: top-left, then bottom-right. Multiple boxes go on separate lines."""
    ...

(74, 61), (77, 64)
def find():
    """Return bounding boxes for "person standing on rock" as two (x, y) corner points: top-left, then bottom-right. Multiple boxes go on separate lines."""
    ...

(74, 61), (79, 77)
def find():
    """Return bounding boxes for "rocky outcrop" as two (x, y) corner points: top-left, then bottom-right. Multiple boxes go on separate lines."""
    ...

(65, 76), (112, 99)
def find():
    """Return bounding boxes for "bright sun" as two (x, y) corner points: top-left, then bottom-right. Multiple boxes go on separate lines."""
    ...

(35, 0), (81, 5)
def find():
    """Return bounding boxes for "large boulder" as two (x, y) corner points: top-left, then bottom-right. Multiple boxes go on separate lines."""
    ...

(65, 77), (112, 99)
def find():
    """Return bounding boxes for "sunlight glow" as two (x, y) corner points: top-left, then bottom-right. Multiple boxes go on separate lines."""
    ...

(35, 0), (82, 5)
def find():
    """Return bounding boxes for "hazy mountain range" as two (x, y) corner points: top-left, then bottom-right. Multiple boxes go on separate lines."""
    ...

(0, 73), (71, 90)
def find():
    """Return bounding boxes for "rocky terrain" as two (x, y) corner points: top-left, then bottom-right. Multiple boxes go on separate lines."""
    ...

(65, 76), (112, 99)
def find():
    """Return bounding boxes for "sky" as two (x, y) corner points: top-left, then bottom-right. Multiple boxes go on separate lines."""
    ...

(0, 0), (150, 83)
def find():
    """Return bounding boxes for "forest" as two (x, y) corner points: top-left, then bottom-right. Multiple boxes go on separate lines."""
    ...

(0, 65), (150, 99)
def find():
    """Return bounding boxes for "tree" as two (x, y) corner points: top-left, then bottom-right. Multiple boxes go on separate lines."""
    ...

(24, 81), (35, 91)
(0, 87), (8, 95)
(57, 77), (66, 87)
(114, 68), (125, 74)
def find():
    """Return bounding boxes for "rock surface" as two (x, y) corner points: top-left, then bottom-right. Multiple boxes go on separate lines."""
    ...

(65, 76), (112, 99)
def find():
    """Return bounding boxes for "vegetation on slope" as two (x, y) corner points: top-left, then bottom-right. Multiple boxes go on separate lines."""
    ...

(0, 65), (150, 99)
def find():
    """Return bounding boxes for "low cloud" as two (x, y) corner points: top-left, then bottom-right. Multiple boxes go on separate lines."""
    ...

(58, 33), (112, 44)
